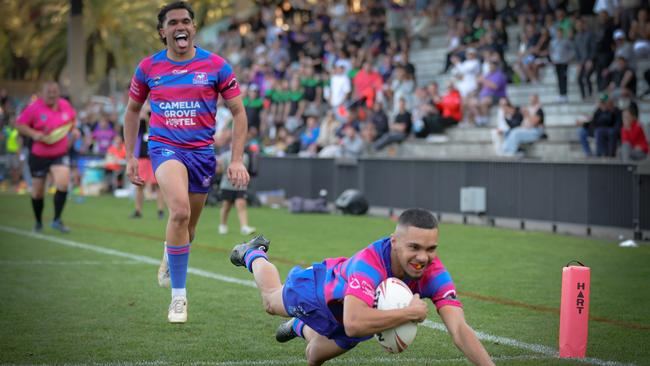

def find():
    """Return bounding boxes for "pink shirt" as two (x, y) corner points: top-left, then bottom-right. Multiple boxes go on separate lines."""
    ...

(17, 98), (76, 158)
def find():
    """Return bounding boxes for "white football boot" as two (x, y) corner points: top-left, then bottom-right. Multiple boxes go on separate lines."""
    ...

(157, 250), (170, 288)
(168, 296), (187, 323)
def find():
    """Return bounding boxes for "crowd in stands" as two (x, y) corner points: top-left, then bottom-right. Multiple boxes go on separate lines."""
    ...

(206, 0), (648, 160)
(2, 0), (650, 194)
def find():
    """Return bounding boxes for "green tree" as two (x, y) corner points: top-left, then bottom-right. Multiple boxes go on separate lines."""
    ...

(0, 0), (235, 89)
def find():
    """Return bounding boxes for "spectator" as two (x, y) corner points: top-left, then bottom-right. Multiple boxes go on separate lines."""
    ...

(352, 61), (383, 109)
(491, 97), (523, 153)
(620, 107), (648, 162)
(329, 123), (365, 158)
(501, 94), (545, 156)
(92, 115), (116, 155)
(285, 76), (307, 132)
(388, 66), (415, 117)
(451, 47), (481, 98)
(2, 116), (21, 191)
(605, 55), (637, 99)
(327, 61), (351, 117)
(412, 87), (438, 138)
(526, 27), (551, 84)
(612, 29), (636, 69)
(298, 115), (321, 156)
(467, 58), (507, 126)
(594, 11), (615, 91)
(316, 112), (342, 157)
(264, 126), (300, 156)
(243, 84), (265, 136)
(574, 17), (596, 100)
(368, 100), (389, 141)
(373, 97), (412, 151)
(577, 93), (622, 157)
(630, 8), (650, 58)
(104, 134), (126, 193)
(512, 23), (539, 83)
(426, 80), (462, 136)
(550, 28), (574, 103)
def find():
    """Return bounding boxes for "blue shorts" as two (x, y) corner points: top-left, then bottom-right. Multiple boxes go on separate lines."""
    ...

(149, 145), (216, 194)
(282, 265), (371, 350)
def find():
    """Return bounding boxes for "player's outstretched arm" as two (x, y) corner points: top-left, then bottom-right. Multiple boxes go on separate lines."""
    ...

(224, 95), (249, 188)
(123, 97), (144, 186)
(342, 294), (428, 338)
(438, 306), (494, 366)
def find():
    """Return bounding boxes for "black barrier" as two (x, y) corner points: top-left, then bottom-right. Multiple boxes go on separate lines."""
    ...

(249, 157), (645, 231)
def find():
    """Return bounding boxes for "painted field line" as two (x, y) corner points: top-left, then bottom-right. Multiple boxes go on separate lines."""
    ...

(0, 260), (141, 266)
(0, 225), (635, 366)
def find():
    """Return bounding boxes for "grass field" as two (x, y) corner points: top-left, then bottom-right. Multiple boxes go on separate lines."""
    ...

(0, 192), (648, 366)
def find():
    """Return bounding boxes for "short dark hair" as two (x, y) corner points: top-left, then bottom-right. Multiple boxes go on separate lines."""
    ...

(157, 1), (195, 45)
(398, 208), (438, 230)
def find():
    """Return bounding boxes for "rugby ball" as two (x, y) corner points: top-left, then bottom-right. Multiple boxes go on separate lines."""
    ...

(374, 277), (418, 353)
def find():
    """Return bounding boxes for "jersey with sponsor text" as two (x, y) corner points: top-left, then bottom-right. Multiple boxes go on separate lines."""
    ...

(317, 237), (462, 322)
(129, 47), (240, 152)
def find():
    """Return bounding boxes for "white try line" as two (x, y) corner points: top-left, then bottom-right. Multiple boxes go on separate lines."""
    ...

(0, 260), (141, 266)
(0, 225), (636, 366)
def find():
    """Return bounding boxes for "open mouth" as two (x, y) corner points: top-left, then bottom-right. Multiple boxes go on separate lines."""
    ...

(410, 263), (425, 271)
(174, 33), (189, 48)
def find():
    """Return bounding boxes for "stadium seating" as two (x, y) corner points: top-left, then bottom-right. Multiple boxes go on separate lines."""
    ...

(405, 23), (650, 161)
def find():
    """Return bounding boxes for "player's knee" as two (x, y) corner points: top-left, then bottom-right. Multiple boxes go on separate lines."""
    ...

(168, 207), (190, 225)
(305, 344), (325, 366)
(262, 298), (275, 315)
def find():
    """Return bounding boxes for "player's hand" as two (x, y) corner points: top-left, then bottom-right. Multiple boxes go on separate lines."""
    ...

(407, 294), (428, 323)
(227, 160), (250, 189)
(126, 157), (144, 186)
(32, 132), (45, 141)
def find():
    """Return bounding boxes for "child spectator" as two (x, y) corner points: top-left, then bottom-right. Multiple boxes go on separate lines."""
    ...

(620, 107), (648, 162)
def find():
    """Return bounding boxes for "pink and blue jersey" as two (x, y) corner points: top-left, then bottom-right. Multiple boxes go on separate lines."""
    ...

(129, 47), (240, 152)
(318, 237), (462, 321)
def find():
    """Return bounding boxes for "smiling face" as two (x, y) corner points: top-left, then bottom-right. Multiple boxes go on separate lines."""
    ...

(390, 225), (439, 280)
(159, 8), (196, 60)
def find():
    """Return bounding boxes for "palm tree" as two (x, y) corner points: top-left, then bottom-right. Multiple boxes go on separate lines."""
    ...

(0, 0), (237, 91)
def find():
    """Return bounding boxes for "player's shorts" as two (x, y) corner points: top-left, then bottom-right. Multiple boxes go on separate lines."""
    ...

(137, 158), (157, 185)
(282, 264), (372, 350)
(220, 189), (247, 202)
(29, 154), (70, 178)
(149, 145), (215, 194)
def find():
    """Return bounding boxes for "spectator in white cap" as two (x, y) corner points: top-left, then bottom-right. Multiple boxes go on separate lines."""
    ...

(613, 29), (635, 69)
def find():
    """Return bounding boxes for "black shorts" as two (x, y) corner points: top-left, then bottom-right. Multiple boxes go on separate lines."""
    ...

(29, 155), (70, 178)
(220, 189), (248, 203)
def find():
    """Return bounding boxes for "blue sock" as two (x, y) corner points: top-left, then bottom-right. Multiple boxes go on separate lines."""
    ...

(292, 318), (305, 338)
(244, 249), (268, 273)
(166, 243), (190, 290)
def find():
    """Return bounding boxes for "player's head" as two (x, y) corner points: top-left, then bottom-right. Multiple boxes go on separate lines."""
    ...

(390, 208), (439, 280)
(41, 82), (60, 107)
(157, 1), (195, 53)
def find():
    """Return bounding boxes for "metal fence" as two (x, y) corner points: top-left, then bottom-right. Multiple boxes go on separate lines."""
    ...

(250, 156), (646, 232)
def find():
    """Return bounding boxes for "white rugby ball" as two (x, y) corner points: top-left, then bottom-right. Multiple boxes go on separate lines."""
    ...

(374, 277), (418, 353)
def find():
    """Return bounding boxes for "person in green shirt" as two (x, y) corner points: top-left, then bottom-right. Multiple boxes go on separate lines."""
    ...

(3, 117), (22, 190)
